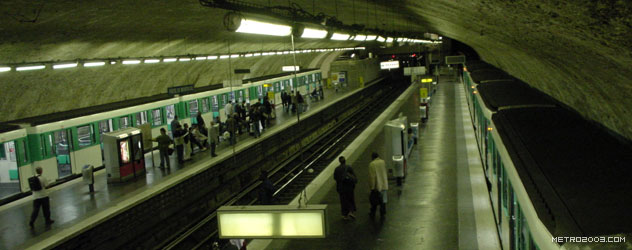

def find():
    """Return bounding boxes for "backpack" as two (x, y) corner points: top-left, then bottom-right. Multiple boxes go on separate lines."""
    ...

(29, 176), (42, 191)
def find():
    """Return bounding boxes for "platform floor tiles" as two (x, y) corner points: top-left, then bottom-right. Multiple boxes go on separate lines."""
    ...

(0, 85), (355, 250)
(260, 76), (500, 250)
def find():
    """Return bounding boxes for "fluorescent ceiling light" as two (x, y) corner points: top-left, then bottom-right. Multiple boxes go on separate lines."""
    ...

(355, 47), (366, 50)
(164, 58), (177, 62)
(301, 28), (327, 39)
(110, 61), (117, 64)
(354, 35), (367, 41)
(282, 66), (300, 72)
(244, 53), (253, 57)
(276, 52), (283, 55)
(331, 33), (350, 40)
(230, 54), (239, 58)
(377, 36), (386, 42)
(179, 58), (191, 62)
(366, 35), (377, 41)
(84, 61), (105, 67)
(0, 67), (10, 72)
(144, 59), (160, 63)
(122, 60), (141, 65)
(16, 65), (45, 71)
(220, 55), (229, 59)
(386, 37), (394, 43)
(253, 53), (261, 57)
(236, 19), (292, 36)
(208, 56), (218, 60)
(283, 51), (290, 54)
(52, 63), (78, 69)
(196, 56), (207, 60)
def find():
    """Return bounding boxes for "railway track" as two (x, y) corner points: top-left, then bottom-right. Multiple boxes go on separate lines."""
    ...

(161, 79), (408, 250)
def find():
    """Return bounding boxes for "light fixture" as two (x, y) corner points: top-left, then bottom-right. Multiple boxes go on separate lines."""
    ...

(253, 53), (261, 57)
(220, 55), (229, 59)
(366, 35), (377, 41)
(144, 59), (160, 63)
(16, 65), (45, 71)
(122, 60), (141, 65)
(196, 56), (207, 60)
(244, 53), (253, 57)
(331, 33), (350, 40)
(354, 35), (367, 41)
(110, 61), (117, 64)
(164, 58), (177, 62)
(0, 67), (10, 72)
(377, 36), (386, 42)
(386, 37), (394, 43)
(230, 54), (239, 58)
(207, 56), (218, 60)
(52, 62), (78, 69)
(226, 13), (292, 36)
(84, 61), (105, 67)
(179, 58), (191, 62)
(282, 66), (300, 72)
(301, 28), (328, 39)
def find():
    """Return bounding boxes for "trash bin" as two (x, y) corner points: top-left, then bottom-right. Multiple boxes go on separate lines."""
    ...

(82, 165), (95, 192)
(392, 155), (404, 186)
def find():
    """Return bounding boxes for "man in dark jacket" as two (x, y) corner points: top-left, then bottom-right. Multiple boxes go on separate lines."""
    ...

(333, 156), (357, 220)
(258, 170), (275, 205)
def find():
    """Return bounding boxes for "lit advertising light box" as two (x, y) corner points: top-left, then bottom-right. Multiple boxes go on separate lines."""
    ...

(217, 205), (327, 238)
(380, 61), (400, 70)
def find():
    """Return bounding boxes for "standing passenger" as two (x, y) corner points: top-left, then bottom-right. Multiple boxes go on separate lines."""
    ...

(152, 128), (173, 168)
(226, 114), (237, 145)
(173, 124), (186, 164)
(196, 112), (207, 136)
(291, 91), (297, 113)
(224, 101), (234, 118)
(368, 152), (388, 218)
(208, 121), (219, 157)
(333, 156), (357, 220)
(170, 115), (180, 138)
(29, 167), (54, 228)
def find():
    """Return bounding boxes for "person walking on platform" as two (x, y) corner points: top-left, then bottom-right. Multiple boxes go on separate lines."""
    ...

(29, 167), (54, 228)
(333, 156), (357, 220)
(263, 97), (272, 126)
(170, 115), (180, 138)
(226, 114), (237, 145)
(196, 112), (207, 136)
(208, 121), (219, 157)
(281, 91), (288, 112)
(291, 91), (297, 113)
(183, 123), (192, 161)
(173, 124), (186, 164)
(152, 128), (173, 168)
(319, 86), (324, 100)
(225, 101), (234, 118)
(368, 152), (388, 218)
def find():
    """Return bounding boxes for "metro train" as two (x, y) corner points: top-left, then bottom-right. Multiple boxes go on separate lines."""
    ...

(0, 69), (323, 202)
(462, 61), (632, 250)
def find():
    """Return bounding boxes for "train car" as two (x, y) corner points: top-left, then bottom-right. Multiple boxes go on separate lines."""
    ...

(490, 107), (632, 250)
(0, 125), (31, 199)
(0, 69), (323, 202)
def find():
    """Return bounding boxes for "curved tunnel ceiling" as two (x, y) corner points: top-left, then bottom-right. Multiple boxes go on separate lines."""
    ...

(0, 0), (631, 140)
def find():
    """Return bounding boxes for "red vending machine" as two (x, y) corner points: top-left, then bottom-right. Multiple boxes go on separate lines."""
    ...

(104, 128), (145, 183)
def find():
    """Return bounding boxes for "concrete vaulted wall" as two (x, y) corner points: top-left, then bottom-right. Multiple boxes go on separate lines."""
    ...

(1, 0), (631, 140)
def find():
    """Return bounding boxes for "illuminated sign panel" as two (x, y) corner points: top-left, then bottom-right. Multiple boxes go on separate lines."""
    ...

(217, 205), (327, 238)
(380, 61), (400, 70)
(282, 66), (300, 72)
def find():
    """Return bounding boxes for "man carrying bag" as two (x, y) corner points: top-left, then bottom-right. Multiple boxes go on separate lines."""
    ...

(368, 152), (388, 218)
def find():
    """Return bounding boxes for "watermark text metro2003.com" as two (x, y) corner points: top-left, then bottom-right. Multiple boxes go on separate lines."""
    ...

(552, 236), (626, 243)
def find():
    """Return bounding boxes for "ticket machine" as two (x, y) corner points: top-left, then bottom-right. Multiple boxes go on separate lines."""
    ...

(103, 128), (145, 183)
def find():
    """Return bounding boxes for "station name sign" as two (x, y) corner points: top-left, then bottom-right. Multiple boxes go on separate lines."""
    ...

(167, 84), (195, 95)
(380, 61), (400, 70)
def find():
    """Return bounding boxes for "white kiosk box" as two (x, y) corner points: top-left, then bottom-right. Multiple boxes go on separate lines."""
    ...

(103, 128), (146, 183)
(384, 115), (410, 179)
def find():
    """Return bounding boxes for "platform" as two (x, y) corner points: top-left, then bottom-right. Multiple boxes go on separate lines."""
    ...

(0, 82), (363, 250)
(253, 74), (500, 250)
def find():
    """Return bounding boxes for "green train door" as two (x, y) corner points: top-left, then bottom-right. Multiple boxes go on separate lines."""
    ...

(52, 129), (73, 179)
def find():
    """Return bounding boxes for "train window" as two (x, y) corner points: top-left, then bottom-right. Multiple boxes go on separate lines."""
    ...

(40, 135), (47, 157)
(77, 125), (94, 147)
(211, 96), (219, 112)
(201, 98), (210, 113)
(18, 140), (28, 163)
(135, 111), (148, 126)
(119, 116), (130, 129)
(502, 167), (508, 212)
(0, 143), (5, 160)
(189, 100), (199, 117)
(152, 109), (162, 126)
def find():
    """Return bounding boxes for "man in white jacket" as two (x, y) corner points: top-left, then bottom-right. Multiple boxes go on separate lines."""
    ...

(368, 152), (388, 218)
